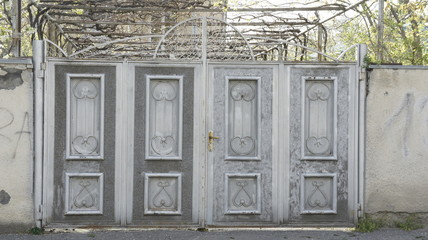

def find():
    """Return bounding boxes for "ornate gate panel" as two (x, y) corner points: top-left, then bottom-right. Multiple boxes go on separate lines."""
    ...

(207, 65), (277, 226)
(45, 62), (121, 225)
(286, 65), (357, 224)
(129, 65), (200, 225)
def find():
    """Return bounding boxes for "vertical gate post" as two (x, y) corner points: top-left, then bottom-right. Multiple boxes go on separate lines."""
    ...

(317, 24), (323, 61)
(201, 16), (208, 228)
(356, 44), (367, 220)
(377, 0), (384, 63)
(33, 40), (45, 228)
(11, 0), (22, 57)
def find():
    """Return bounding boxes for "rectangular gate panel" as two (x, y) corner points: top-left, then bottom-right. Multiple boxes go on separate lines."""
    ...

(301, 77), (337, 160)
(52, 64), (117, 224)
(145, 76), (183, 160)
(132, 66), (195, 225)
(144, 173), (182, 215)
(210, 66), (274, 225)
(289, 66), (352, 223)
(65, 173), (104, 215)
(66, 74), (104, 159)
(226, 78), (261, 160)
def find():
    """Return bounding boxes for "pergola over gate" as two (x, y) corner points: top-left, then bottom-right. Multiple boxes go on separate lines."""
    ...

(43, 16), (361, 62)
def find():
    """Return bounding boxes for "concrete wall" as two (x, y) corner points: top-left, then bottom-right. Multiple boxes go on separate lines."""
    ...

(366, 66), (428, 225)
(0, 59), (34, 232)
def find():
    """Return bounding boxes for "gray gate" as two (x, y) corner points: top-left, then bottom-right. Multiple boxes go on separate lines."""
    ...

(36, 17), (365, 228)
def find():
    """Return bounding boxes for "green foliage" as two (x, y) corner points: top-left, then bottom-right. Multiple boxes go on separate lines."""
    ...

(336, 0), (428, 65)
(87, 232), (96, 238)
(28, 227), (44, 235)
(363, 54), (378, 67)
(355, 217), (383, 232)
(0, 0), (37, 58)
(395, 215), (423, 231)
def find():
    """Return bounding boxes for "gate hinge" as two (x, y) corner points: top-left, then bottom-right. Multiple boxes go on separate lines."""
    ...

(36, 62), (46, 79)
(35, 204), (44, 222)
(358, 71), (366, 81)
(357, 203), (362, 218)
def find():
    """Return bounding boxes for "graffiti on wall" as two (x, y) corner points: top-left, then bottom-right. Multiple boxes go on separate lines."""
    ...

(385, 92), (428, 158)
(0, 107), (31, 161)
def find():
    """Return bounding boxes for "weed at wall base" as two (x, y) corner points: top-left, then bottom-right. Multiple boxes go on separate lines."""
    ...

(395, 215), (423, 231)
(28, 227), (43, 235)
(355, 217), (383, 232)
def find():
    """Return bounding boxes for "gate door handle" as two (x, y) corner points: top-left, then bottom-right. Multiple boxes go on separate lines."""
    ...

(208, 131), (220, 152)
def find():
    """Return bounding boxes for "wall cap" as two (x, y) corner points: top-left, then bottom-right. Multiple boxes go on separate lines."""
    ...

(0, 58), (33, 65)
(369, 65), (428, 70)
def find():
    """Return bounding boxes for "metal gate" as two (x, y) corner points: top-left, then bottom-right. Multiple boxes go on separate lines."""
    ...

(35, 17), (365, 227)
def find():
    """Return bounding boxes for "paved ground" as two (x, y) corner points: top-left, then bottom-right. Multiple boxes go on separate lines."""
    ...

(0, 228), (427, 240)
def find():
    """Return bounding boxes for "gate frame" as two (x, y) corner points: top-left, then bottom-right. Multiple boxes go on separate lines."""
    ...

(33, 16), (367, 226)
(35, 58), (363, 227)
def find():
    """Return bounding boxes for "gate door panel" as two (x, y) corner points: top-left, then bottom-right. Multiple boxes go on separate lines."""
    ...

(208, 66), (275, 225)
(50, 64), (118, 225)
(288, 66), (354, 223)
(131, 66), (196, 225)
(44, 61), (357, 227)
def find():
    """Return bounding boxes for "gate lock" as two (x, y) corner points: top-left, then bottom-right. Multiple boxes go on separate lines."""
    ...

(208, 130), (220, 152)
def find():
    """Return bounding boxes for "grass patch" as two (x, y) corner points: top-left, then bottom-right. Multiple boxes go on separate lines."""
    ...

(28, 227), (44, 235)
(196, 227), (209, 232)
(355, 217), (383, 232)
(395, 215), (423, 231)
(87, 232), (96, 238)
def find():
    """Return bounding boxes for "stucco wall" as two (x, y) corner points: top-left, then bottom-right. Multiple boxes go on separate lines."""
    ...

(0, 59), (34, 232)
(366, 67), (428, 219)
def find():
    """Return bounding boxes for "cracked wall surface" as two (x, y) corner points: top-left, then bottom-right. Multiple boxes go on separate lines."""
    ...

(0, 61), (34, 232)
(366, 68), (428, 215)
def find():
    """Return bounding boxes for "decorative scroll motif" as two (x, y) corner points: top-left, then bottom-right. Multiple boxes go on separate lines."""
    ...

(72, 136), (98, 154)
(231, 83), (256, 101)
(301, 174), (337, 214)
(303, 78), (335, 158)
(152, 82), (177, 101)
(307, 83), (330, 101)
(144, 173), (182, 215)
(65, 173), (103, 215)
(147, 78), (181, 159)
(307, 181), (328, 208)
(150, 82), (176, 155)
(73, 181), (96, 208)
(228, 80), (258, 158)
(67, 75), (104, 159)
(151, 136), (175, 155)
(230, 137), (255, 156)
(74, 81), (98, 99)
(232, 181), (255, 208)
(152, 181), (174, 208)
(306, 137), (329, 155)
(225, 173), (261, 214)
(306, 83), (331, 155)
